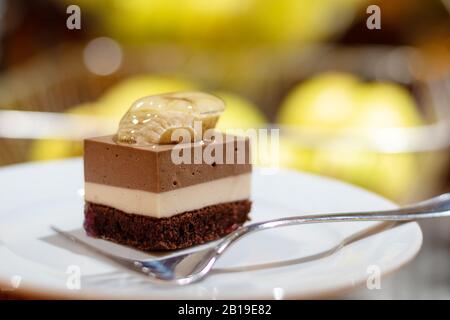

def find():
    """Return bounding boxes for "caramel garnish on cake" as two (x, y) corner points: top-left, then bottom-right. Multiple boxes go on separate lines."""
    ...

(116, 91), (225, 145)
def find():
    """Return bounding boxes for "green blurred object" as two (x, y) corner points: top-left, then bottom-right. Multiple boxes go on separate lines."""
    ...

(277, 72), (425, 201)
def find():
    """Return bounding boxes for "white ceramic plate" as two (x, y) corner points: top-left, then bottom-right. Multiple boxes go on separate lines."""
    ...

(0, 159), (422, 299)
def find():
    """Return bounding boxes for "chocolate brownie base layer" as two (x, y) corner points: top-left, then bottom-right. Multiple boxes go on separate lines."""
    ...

(84, 200), (251, 251)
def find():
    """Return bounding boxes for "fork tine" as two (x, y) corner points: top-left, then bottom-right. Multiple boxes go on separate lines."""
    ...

(50, 225), (189, 282)
(50, 225), (137, 267)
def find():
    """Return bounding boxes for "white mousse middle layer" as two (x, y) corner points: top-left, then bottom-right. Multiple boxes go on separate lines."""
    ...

(85, 173), (251, 218)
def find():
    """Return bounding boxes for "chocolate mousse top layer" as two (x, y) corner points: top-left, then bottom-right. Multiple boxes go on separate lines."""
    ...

(84, 134), (251, 193)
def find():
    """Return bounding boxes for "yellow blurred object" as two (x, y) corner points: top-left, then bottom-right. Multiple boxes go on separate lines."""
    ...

(29, 103), (99, 161)
(277, 73), (360, 129)
(178, 0), (251, 42)
(277, 72), (424, 201)
(311, 149), (419, 200)
(97, 75), (198, 118)
(63, 0), (361, 44)
(214, 91), (268, 167)
(215, 91), (267, 130)
(277, 139), (315, 170)
(250, 0), (362, 43)
(352, 83), (423, 128)
(99, 0), (248, 42)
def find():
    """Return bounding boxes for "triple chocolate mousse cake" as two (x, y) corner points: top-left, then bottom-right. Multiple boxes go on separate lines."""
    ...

(83, 92), (252, 250)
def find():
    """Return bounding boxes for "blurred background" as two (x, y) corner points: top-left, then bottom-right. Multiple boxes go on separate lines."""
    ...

(0, 0), (449, 298)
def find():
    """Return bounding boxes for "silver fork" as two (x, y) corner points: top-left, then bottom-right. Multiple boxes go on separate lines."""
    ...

(51, 193), (450, 286)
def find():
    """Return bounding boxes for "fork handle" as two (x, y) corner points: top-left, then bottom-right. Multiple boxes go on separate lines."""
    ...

(217, 193), (450, 254)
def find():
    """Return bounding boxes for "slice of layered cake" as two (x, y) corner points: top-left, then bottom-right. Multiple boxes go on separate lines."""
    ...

(83, 92), (252, 250)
